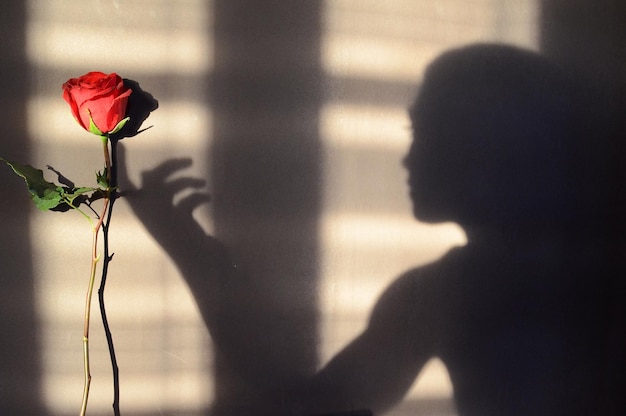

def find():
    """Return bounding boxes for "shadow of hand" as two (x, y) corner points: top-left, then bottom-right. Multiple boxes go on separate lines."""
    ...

(117, 144), (234, 332)
(118, 146), (209, 240)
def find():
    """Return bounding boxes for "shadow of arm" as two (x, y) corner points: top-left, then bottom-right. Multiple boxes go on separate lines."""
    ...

(299, 272), (436, 415)
(116, 144), (235, 328)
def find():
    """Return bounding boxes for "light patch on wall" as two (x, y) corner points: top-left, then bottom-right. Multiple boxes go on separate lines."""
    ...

(26, 24), (212, 74)
(323, 34), (443, 82)
(322, 0), (539, 81)
(26, 0), (212, 74)
(321, 104), (413, 151)
(320, 213), (466, 316)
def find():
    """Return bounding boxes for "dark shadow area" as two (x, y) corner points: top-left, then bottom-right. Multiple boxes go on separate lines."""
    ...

(0, 2), (44, 414)
(292, 44), (623, 415)
(209, 2), (322, 414)
(120, 1), (323, 415)
(540, 2), (626, 413)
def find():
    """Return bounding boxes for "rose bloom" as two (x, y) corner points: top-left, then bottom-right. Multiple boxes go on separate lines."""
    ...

(62, 72), (132, 135)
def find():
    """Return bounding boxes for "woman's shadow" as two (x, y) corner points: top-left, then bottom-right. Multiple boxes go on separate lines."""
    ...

(117, 44), (625, 416)
(299, 44), (623, 416)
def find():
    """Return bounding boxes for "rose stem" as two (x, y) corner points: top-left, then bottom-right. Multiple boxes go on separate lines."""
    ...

(79, 137), (111, 416)
(80, 233), (99, 416)
(98, 136), (121, 416)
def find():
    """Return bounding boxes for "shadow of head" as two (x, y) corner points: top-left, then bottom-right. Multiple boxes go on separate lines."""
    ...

(406, 43), (605, 231)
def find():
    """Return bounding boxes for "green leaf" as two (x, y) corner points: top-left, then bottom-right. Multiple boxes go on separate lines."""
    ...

(1, 158), (104, 212)
(32, 188), (65, 211)
(72, 186), (97, 195)
(1, 158), (65, 210)
(65, 186), (98, 203)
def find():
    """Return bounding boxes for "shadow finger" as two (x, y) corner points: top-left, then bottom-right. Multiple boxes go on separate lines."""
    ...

(176, 192), (212, 215)
(164, 177), (207, 194)
(142, 158), (193, 187)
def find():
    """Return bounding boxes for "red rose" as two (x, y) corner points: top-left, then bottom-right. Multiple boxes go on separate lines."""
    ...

(62, 72), (132, 136)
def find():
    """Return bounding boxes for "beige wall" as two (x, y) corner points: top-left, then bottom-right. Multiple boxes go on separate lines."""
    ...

(0, 1), (621, 415)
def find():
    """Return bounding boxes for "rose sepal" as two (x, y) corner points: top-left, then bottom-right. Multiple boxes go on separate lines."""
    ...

(109, 116), (130, 135)
(96, 168), (110, 189)
(88, 111), (105, 136)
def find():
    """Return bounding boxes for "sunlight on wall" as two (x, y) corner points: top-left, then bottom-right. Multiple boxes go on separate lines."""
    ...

(26, 0), (213, 414)
(321, 104), (411, 151)
(26, 1), (211, 74)
(320, 1), (538, 414)
(322, 0), (539, 82)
